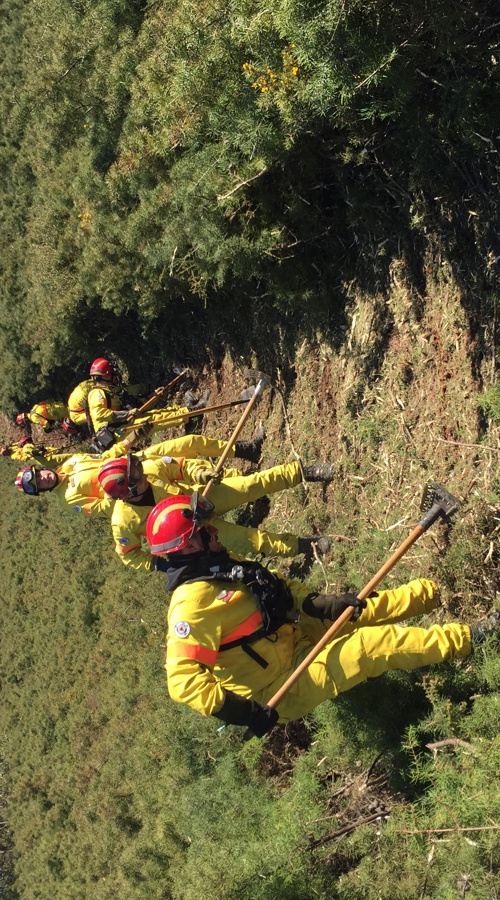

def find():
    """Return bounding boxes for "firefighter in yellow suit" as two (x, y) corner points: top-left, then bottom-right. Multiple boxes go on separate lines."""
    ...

(145, 495), (476, 737)
(86, 357), (192, 438)
(67, 375), (151, 430)
(15, 400), (68, 433)
(67, 379), (94, 429)
(14, 432), (258, 520)
(14, 438), (138, 518)
(99, 436), (332, 571)
(1, 439), (59, 461)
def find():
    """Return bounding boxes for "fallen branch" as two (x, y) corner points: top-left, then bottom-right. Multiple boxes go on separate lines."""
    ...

(425, 738), (476, 754)
(217, 167), (268, 200)
(436, 438), (500, 453)
(396, 824), (500, 836)
(309, 812), (389, 848)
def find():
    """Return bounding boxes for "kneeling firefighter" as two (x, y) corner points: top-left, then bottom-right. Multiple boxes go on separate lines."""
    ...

(86, 357), (206, 450)
(98, 432), (332, 571)
(146, 494), (488, 738)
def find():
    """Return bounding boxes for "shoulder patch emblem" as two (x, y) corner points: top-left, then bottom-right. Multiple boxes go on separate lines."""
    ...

(73, 505), (82, 513)
(174, 621), (190, 638)
(161, 456), (174, 464)
(118, 537), (129, 545)
(216, 590), (235, 603)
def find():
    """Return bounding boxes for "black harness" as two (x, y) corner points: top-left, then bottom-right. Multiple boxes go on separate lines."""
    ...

(86, 385), (116, 450)
(167, 553), (295, 668)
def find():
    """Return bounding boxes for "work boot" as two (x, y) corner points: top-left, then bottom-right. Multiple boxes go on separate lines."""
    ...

(184, 389), (210, 411)
(234, 426), (266, 463)
(240, 386), (255, 402)
(302, 464), (334, 483)
(297, 536), (331, 556)
(470, 612), (500, 647)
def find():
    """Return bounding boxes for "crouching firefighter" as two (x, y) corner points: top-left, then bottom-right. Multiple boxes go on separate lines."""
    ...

(146, 495), (491, 739)
(99, 435), (331, 571)
(86, 357), (195, 452)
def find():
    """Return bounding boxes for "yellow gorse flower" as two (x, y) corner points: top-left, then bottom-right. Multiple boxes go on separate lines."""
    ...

(242, 43), (300, 93)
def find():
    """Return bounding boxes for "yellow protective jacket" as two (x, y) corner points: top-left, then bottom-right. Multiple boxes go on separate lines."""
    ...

(47, 440), (133, 518)
(166, 575), (471, 724)
(27, 400), (67, 431)
(67, 379), (94, 427)
(86, 384), (122, 431)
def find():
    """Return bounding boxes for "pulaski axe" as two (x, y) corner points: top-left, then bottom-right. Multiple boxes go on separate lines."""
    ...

(200, 369), (271, 499)
(136, 369), (190, 415)
(243, 482), (460, 740)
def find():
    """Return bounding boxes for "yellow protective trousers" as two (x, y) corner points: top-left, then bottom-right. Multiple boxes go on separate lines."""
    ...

(205, 460), (302, 515)
(142, 435), (239, 461)
(215, 519), (299, 558)
(132, 406), (190, 434)
(267, 579), (472, 723)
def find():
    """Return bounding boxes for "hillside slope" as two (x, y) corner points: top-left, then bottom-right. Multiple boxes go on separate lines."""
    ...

(2, 262), (500, 899)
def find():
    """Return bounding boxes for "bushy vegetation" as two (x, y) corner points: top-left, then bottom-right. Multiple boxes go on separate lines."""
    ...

(2, 0), (500, 897)
(1, 0), (499, 407)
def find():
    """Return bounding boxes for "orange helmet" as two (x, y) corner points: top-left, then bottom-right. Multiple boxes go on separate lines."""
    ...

(98, 455), (143, 499)
(89, 357), (118, 382)
(15, 466), (39, 495)
(146, 494), (214, 555)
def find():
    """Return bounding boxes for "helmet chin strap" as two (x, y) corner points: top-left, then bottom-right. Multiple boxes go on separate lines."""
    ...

(166, 528), (212, 565)
(200, 528), (212, 552)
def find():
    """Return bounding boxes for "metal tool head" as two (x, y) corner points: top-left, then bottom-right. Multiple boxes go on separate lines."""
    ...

(420, 482), (460, 523)
(243, 368), (271, 387)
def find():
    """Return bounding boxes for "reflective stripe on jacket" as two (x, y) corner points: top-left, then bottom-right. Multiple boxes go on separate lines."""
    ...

(28, 400), (67, 430)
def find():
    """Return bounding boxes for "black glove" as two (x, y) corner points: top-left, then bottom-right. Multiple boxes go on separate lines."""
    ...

(212, 689), (279, 737)
(248, 703), (280, 738)
(303, 592), (367, 622)
(111, 409), (135, 424)
(152, 555), (170, 572)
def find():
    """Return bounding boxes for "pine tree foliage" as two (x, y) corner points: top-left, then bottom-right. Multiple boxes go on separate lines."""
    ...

(0, 0), (499, 408)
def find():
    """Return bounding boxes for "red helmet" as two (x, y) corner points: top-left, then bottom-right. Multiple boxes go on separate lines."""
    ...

(146, 493), (214, 555)
(15, 413), (27, 426)
(15, 466), (39, 495)
(98, 455), (143, 499)
(89, 357), (118, 382)
(61, 417), (78, 435)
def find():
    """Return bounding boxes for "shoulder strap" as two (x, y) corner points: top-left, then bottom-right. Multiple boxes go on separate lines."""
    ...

(180, 557), (294, 645)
